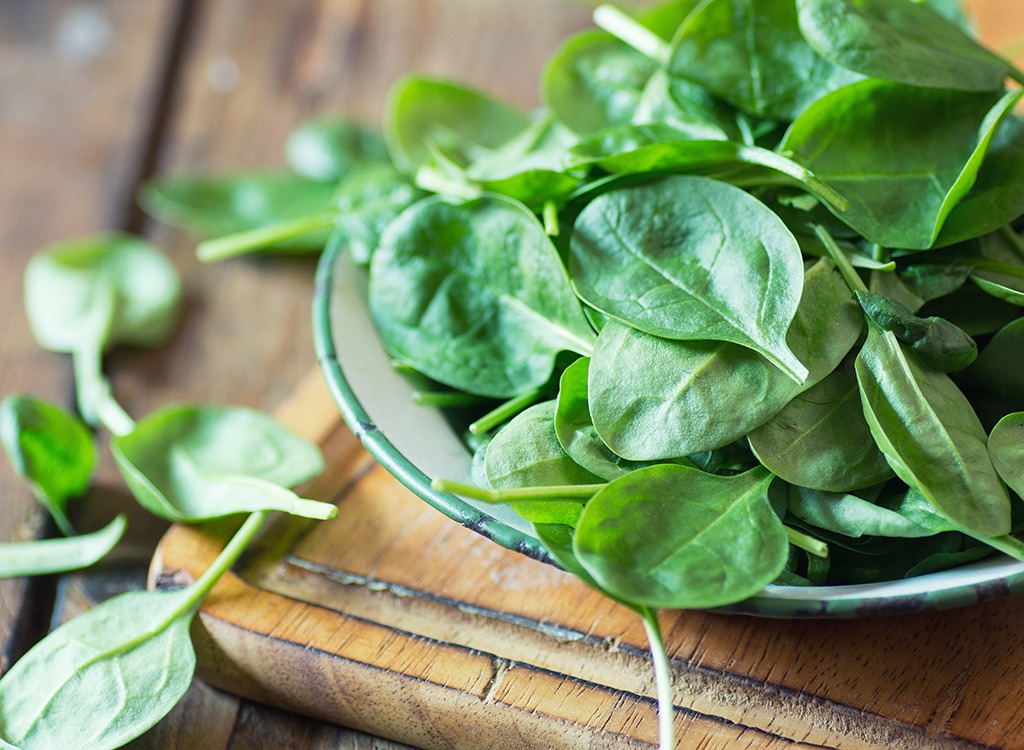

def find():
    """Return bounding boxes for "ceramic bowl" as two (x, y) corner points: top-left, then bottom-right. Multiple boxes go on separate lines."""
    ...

(313, 240), (1024, 617)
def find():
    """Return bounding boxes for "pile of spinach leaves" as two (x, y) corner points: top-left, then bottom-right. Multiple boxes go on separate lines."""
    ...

(8, 0), (1024, 748)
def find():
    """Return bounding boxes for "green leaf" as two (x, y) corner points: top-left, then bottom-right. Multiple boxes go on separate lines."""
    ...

(24, 233), (180, 354)
(0, 396), (95, 536)
(589, 259), (862, 459)
(748, 357), (893, 492)
(570, 176), (808, 381)
(855, 325), (1011, 536)
(368, 195), (595, 398)
(0, 515), (126, 578)
(573, 465), (788, 609)
(667, 0), (861, 121)
(786, 486), (936, 539)
(989, 412), (1024, 498)
(781, 82), (1023, 249)
(483, 401), (600, 525)
(796, 0), (1020, 91)
(384, 76), (529, 175)
(284, 118), (389, 182)
(139, 173), (337, 247)
(972, 274), (1024, 307)
(112, 405), (331, 522)
(969, 317), (1024, 404)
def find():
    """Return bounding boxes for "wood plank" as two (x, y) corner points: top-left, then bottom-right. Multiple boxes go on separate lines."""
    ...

(0, 0), (180, 669)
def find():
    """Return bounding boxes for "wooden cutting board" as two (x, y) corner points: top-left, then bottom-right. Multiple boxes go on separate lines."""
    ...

(152, 370), (1024, 750)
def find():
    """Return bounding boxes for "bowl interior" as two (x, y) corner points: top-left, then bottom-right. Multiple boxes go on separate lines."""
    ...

(314, 241), (1024, 617)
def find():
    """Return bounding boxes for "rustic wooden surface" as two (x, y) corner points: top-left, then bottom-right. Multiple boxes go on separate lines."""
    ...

(1, 1), (1022, 749)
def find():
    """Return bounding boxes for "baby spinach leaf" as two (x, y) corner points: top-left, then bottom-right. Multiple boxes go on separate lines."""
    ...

(936, 117), (1024, 247)
(384, 76), (529, 176)
(748, 357), (893, 492)
(0, 511), (266, 750)
(630, 70), (734, 141)
(786, 486), (936, 539)
(369, 194), (595, 398)
(112, 405), (331, 522)
(284, 118), (388, 182)
(988, 412), (1024, 499)
(969, 317), (1024, 404)
(971, 274), (1024, 307)
(781, 83), (1023, 249)
(856, 324), (1011, 536)
(0, 515), (126, 578)
(916, 281), (1021, 336)
(484, 401), (599, 525)
(796, 0), (1022, 91)
(856, 291), (977, 372)
(0, 396), (95, 537)
(330, 163), (425, 266)
(24, 233), (180, 355)
(570, 175), (808, 381)
(666, 0), (861, 121)
(140, 173), (337, 247)
(573, 465), (788, 609)
(542, 30), (657, 136)
(589, 258), (862, 459)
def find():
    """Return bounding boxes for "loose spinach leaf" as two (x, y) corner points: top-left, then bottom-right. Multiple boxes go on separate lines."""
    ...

(856, 324), (1011, 536)
(140, 173), (337, 247)
(484, 401), (600, 525)
(0, 515), (126, 578)
(989, 412), (1024, 499)
(0, 395), (95, 536)
(369, 194), (595, 398)
(796, 0), (1021, 91)
(748, 357), (893, 492)
(968, 317), (1024, 404)
(285, 118), (389, 182)
(384, 76), (529, 176)
(112, 405), (332, 522)
(573, 465), (788, 609)
(570, 175), (808, 381)
(589, 258), (862, 459)
(856, 291), (977, 372)
(667, 0), (861, 121)
(786, 486), (936, 539)
(916, 281), (1021, 336)
(630, 70), (735, 140)
(781, 83), (1023, 249)
(971, 274), (1024, 307)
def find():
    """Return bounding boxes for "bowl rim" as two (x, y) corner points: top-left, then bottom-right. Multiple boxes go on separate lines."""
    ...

(313, 237), (1024, 618)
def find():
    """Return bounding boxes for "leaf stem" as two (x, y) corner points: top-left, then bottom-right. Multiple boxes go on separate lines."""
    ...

(813, 224), (869, 294)
(196, 211), (338, 263)
(469, 387), (545, 435)
(639, 607), (675, 750)
(740, 146), (848, 211)
(411, 390), (485, 408)
(593, 5), (670, 65)
(543, 200), (560, 237)
(784, 525), (829, 559)
(432, 477), (604, 504)
(185, 511), (269, 608)
(73, 348), (136, 436)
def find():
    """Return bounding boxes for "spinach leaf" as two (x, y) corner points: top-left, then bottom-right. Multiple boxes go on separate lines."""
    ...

(971, 274), (1024, 307)
(330, 163), (425, 266)
(542, 30), (657, 136)
(285, 118), (388, 182)
(781, 83), (1023, 249)
(856, 324), (1011, 536)
(573, 465), (787, 609)
(630, 70), (734, 140)
(856, 291), (977, 372)
(0, 396), (95, 536)
(369, 195), (595, 398)
(0, 511), (265, 750)
(786, 486), (936, 539)
(748, 357), (893, 492)
(988, 412), (1024, 499)
(384, 76), (529, 175)
(0, 515), (125, 578)
(588, 258), (862, 459)
(484, 401), (599, 525)
(796, 0), (1022, 91)
(112, 405), (332, 522)
(916, 281), (1021, 336)
(570, 175), (808, 381)
(140, 173), (337, 247)
(969, 317), (1024, 404)
(666, 0), (861, 121)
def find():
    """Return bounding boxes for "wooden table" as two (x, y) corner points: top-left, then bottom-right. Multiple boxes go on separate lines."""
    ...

(2, 1), (1023, 749)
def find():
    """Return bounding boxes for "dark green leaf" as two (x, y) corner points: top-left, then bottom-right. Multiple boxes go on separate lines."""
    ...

(969, 317), (1024, 404)
(989, 412), (1024, 498)
(786, 486), (936, 539)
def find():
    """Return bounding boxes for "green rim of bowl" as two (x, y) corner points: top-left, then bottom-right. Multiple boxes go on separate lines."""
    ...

(313, 238), (1024, 618)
